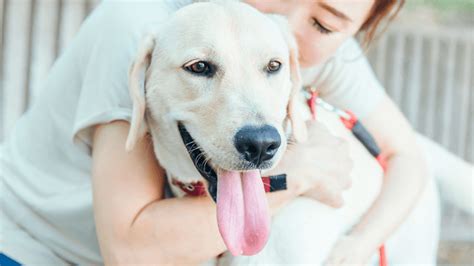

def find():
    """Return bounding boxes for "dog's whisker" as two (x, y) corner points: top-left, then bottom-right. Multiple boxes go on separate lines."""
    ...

(184, 139), (198, 146)
(197, 155), (207, 166)
(195, 152), (206, 164)
(185, 140), (197, 148)
(196, 150), (211, 166)
(201, 154), (211, 165)
(188, 146), (203, 154)
(189, 144), (202, 152)
(203, 157), (213, 174)
(202, 151), (211, 164)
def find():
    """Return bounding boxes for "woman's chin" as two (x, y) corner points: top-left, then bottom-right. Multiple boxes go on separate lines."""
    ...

(299, 56), (324, 68)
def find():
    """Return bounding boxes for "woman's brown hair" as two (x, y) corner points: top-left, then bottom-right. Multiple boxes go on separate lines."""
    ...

(359, 0), (405, 47)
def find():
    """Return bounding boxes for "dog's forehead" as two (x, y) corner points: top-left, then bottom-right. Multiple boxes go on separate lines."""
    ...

(162, 2), (288, 56)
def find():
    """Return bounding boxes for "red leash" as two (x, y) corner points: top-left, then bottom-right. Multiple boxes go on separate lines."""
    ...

(307, 88), (388, 266)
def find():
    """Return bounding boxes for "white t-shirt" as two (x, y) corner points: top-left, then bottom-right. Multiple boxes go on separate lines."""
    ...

(0, 0), (385, 264)
(301, 39), (386, 118)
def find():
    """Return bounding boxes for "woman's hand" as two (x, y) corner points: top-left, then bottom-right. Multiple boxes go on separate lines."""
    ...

(324, 235), (373, 266)
(265, 120), (353, 208)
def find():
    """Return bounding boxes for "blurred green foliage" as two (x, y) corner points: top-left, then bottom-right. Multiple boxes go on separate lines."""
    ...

(406, 0), (474, 12)
(403, 0), (474, 24)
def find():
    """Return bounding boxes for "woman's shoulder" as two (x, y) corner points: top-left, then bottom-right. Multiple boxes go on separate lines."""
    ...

(303, 38), (386, 118)
(79, 1), (180, 42)
(323, 38), (367, 77)
(52, 0), (195, 79)
(70, 0), (193, 53)
(333, 38), (364, 60)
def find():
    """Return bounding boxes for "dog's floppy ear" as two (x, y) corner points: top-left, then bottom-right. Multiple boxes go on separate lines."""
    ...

(126, 35), (155, 152)
(286, 36), (308, 142)
(270, 15), (308, 142)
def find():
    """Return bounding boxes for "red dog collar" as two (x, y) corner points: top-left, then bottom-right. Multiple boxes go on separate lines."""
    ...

(172, 174), (287, 197)
(171, 179), (207, 197)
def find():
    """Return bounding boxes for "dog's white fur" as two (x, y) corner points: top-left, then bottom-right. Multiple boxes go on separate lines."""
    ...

(126, 1), (381, 263)
(126, 1), (307, 198)
(217, 100), (384, 264)
(124, 1), (441, 264)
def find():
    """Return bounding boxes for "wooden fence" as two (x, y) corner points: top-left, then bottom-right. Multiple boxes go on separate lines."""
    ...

(366, 26), (473, 163)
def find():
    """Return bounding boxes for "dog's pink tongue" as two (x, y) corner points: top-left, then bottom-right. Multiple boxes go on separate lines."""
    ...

(216, 169), (270, 256)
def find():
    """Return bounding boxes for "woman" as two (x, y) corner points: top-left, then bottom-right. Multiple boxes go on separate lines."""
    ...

(0, 0), (440, 265)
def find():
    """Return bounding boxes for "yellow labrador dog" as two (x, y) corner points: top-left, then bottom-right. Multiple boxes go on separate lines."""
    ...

(125, 0), (382, 264)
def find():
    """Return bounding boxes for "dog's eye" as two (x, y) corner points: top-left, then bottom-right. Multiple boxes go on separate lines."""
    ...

(266, 60), (282, 73)
(184, 61), (215, 77)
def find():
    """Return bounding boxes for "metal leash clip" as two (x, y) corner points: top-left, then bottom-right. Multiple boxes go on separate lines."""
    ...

(303, 86), (351, 120)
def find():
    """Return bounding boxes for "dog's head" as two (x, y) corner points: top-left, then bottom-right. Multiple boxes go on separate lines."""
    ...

(126, 0), (306, 256)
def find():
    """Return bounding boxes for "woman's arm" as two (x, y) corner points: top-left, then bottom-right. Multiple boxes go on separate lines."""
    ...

(326, 95), (429, 264)
(91, 121), (298, 265)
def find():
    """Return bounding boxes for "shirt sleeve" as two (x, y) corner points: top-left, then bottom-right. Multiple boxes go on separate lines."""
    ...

(313, 38), (387, 119)
(71, 5), (141, 147)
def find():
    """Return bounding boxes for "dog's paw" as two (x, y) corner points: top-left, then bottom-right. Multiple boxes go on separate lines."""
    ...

(324, 236), (372, 266)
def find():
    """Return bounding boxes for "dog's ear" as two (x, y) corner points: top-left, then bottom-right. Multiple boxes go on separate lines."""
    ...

(270, 15), (308, 142)
(286, 36), (308, 142)
(126, 35), (155, 152)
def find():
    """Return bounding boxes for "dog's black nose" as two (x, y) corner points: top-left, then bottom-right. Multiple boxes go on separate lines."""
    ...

(234, 125), (281, 167)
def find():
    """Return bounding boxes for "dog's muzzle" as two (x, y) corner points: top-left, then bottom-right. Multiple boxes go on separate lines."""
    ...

(177, 122), (286, 256)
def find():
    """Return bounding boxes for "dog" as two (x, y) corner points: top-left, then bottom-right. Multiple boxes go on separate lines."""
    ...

(125, 1), (384, 264)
